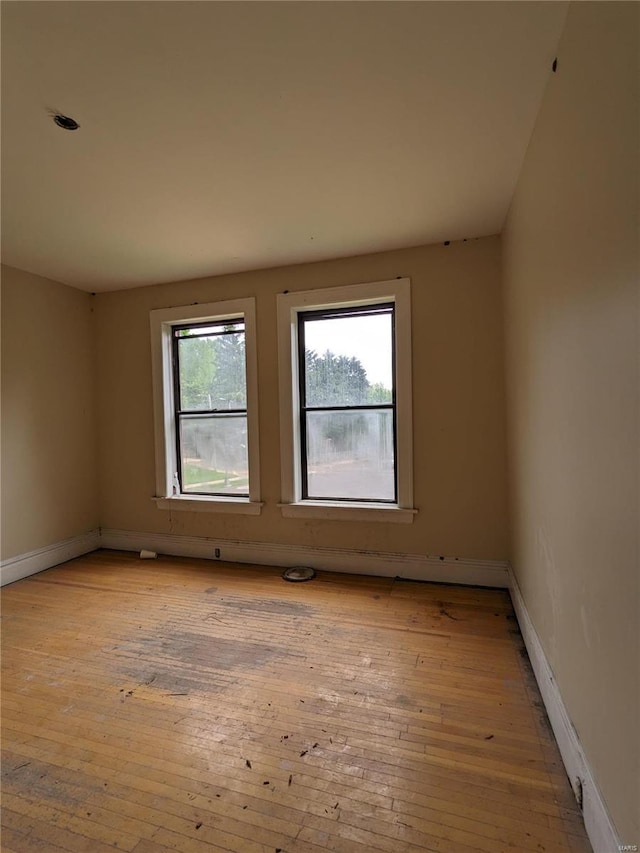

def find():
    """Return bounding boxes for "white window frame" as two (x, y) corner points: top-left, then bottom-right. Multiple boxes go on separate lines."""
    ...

(277, 278), (416, 523)
(150, 298), (262, 515)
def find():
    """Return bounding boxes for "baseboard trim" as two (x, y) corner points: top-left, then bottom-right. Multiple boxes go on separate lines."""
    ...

(508, 566), (620, 853)
(100, 528), (509, 587)
(0, 529), (101, 587)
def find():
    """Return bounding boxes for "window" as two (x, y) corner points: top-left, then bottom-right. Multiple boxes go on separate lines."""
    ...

(277, 278), (415, 522)
(298, 304), (396, 502)
(173, 319), (248, 497)
(150, 299), (262, 514)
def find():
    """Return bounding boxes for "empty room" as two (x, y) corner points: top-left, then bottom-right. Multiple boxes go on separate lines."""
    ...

(1, 2), (638, 852)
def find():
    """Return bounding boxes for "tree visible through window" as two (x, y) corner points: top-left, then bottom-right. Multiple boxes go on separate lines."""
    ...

(173, 319), (248, 496)
(298, 304), (396, 502)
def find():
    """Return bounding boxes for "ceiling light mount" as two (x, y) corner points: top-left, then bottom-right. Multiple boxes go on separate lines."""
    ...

(53, 113), (80, 131)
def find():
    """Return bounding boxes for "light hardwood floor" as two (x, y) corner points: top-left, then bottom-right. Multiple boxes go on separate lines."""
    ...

(1, 550), (591, 853)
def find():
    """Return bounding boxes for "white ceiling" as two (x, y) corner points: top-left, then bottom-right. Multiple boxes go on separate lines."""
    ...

(1, 1), (568, 293)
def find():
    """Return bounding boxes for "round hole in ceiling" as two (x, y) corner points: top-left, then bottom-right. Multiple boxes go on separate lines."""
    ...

(53, 114), (80, 131)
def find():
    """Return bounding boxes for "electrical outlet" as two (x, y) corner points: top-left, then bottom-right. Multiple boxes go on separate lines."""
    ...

(215, 548), (221, 559)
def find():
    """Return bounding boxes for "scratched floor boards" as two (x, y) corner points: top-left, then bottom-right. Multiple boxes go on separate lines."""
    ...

(1, 550), (591, 853)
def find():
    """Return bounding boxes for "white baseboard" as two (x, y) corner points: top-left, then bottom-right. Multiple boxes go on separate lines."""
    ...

(508, 566), (620, 853)
(100, 527), (509, 587)
(0, 529), (101, 587)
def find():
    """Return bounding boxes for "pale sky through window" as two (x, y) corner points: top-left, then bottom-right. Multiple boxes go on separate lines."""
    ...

(304, 314), (392, 388)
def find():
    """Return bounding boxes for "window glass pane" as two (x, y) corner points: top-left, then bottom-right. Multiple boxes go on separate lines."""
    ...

(305, 409), (395, 501)
(180, 415), (248, 495)
(303, 311), (393, 407)
(178, 329), (246, 411)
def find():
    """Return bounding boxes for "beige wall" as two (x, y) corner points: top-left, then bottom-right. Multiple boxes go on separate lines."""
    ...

(1, 265), (99, 560)
(96, 237), (509, 562)
(502, 2), (639, 843)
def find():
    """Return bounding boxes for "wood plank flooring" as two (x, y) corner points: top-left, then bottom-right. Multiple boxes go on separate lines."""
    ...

(1, 550), (591, 853)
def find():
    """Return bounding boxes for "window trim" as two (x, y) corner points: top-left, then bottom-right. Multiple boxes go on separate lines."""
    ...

(150, 298), (262, 514)
(277, 278), (415, 522)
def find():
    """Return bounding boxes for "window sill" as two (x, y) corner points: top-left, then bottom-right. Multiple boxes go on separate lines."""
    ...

(278, 501), (417, 523)
(154, 496), (264, 515)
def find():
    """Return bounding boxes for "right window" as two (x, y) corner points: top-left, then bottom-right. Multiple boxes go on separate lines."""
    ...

(277, 277), (415, 522)
(298, 303), (396, 502)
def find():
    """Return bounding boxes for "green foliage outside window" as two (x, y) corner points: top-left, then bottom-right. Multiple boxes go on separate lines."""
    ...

(304, 349), (391, 407)
(178, 325), (246, 411)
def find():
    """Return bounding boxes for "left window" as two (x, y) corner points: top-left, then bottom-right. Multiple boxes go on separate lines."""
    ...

(150, 299), (262, 514)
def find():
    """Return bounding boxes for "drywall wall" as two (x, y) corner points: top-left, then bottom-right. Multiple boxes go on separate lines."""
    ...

(1, 265), (99, 560)
(502, 2), (639, 843)
(96, 237), (510, 563)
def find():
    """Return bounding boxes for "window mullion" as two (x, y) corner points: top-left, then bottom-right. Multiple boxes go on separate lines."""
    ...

(302, 403), (394, 414)
(177, 408), (248, 416)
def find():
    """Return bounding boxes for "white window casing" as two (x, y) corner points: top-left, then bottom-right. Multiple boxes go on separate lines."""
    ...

(150, 298), (262, 515)
(277, 278), (416, 523)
